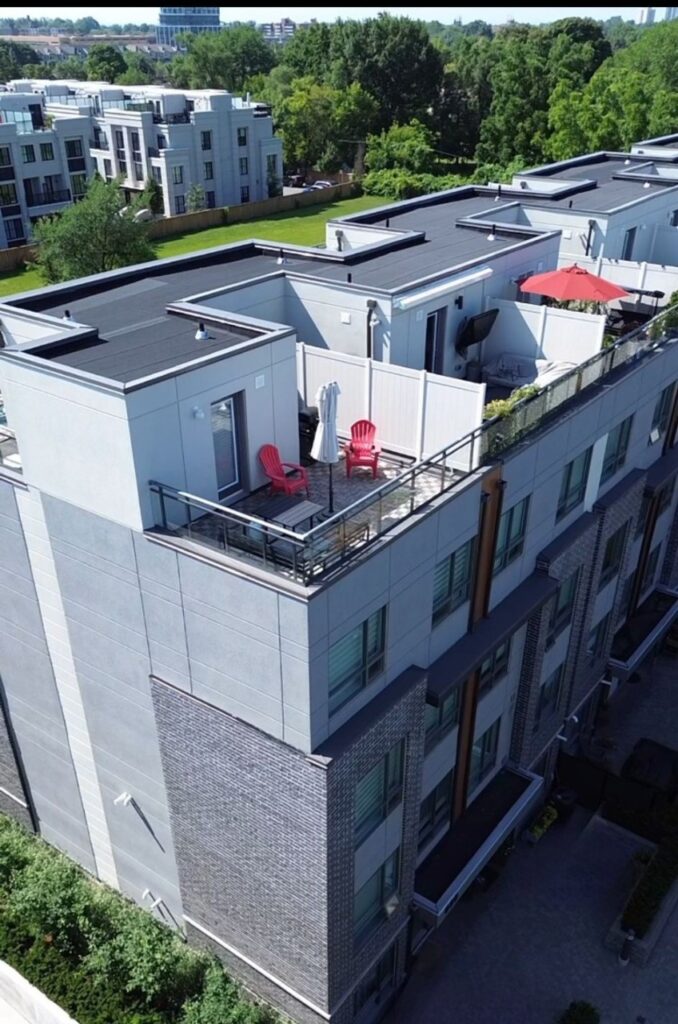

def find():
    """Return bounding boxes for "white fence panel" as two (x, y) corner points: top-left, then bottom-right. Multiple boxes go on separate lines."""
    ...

(0, 959), (78, 1024)
(558, 252), (678, 304)
(482, 300), (604, 363)
(370, 362), (422, 457)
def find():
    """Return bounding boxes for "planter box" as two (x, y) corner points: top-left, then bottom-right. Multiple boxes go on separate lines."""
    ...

(605, 876), (678, 965)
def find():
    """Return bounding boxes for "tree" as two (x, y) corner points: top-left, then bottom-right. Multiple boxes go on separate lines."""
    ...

(20, 63), (51, 79)
(141, 177), (163, 215)
(280, 22), (333, 79)
(187, 183), (206, 212)
(0, 40), (41, 80)
(170, 26), (276, 92)
(116, 52), (157, 85)
(277, 78), (336, 172)
(365, 120), (437, 174)
(32, 178), (155, 284)
(57, 56), (87, 80)
(86, 44), (127, 82)
(73, 16), (100, 34)
(323, 82), (379, 171)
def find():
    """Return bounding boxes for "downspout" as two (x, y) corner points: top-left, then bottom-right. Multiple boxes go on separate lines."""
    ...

(584, 219), (595, 257)
(366, 298), (377, 358)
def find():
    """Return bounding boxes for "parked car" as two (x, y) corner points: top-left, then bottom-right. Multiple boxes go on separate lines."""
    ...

(287, 173), (305, 188)
(314, 180), (337, 188)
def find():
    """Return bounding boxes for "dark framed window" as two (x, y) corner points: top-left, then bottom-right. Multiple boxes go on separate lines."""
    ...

(533, 664), (563, 733)
(671, 210), (678, 228)
(205, 190), (215, 208)
(621, 226), (636, 260)
(546, 570), (579, 648)
(418, 770), (454, 851)
(239, 156), (248, 176)
(172, 165), (184, 185)
(103, 158), (113, 180)
(423, 690), (461, 753)
(468, 718), (500, 792)
(432, 537), (475, 624)
(174, 194), (185, 214)
(70, 173), (87, 197)
(601, 416), (633, 484)
(65, 138), (83, 159)
(598, 523), (628, 591)
(329, 607), (386, 714)
(493, 497), (530, 574)
(157, 134), (166, 149)
(641, 544), (661, 595)
(40, 142), (54, 161)
(0, 183), (18, 206)
(201, 130), (212, 150)
(556, 448), (591, 521)
(355, 740), (405, 846)
(657, 478), (676, 516)
(587, 611), (611, 661)
(478, 638), (511, 696)
(619, 571), (636, 620)
(4, 217), (25, 241)
(353, 945), (396, 1015)
(0, 147), (11, 167)
(635, 492), (651, 538)
(240, 185), (249, 203)
(354, 850), (399, 945)
(266, 153), (277, 176)
(650, 384), (674, 440)
(151, 165), (162, 183)
(237, 126), (247, 147)
(203, 160), (213, 180)
(130, 130), (141, 156)
(21, 145), (35, 164)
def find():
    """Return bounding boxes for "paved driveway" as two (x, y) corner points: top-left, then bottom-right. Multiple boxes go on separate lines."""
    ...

(388, 809), (678, 1024)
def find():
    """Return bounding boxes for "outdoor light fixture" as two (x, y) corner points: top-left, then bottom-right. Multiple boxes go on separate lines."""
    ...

(194, 322), (209, 340)
(487, 225), (497, 241)
(454, 295), (464, 309)
(62, 309), (74, 323)
(114, 792), (133, 806)
(191, 406), (205, 420)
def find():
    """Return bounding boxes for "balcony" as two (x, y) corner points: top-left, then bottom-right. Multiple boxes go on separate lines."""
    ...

(608, 587), (678, 681)
(147, 146), (160, 158)
(152, 111), (190, 125)
(90, 137), (110, 151)
(0, 427), (22, 474)
(25, 189), (71, 208)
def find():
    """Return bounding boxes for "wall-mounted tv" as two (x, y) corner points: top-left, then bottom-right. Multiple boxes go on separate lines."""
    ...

(455, 308), (499, 354)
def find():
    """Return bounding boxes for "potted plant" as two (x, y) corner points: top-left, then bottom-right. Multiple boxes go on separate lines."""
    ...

(525, 802), (558, 845)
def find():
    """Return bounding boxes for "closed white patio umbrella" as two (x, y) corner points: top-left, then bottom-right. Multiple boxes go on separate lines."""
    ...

(311, 380), (341, 513)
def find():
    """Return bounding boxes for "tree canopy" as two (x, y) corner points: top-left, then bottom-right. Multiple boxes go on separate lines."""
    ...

(86, 44), (127, 82)
(170, 26), (276, 91)
(32, 178), (156, 283)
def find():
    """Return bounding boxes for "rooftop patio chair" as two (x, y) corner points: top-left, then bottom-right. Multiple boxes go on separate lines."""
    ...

(259, 444), (309, 497)
(344, 419), (380, 478)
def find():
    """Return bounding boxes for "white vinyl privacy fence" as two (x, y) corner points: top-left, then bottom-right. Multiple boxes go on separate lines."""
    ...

(481, 299), (605, 364)
(0, 960), (78, 1024)
(558, 253), (678, 304)
(297, 343), (486, 465)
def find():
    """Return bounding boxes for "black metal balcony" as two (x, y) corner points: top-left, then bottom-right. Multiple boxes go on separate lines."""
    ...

(0, 166), (16, 182)
(26, 189), (71, 207)
(147, 146), (160, 158)
(152, 111), (190, 125)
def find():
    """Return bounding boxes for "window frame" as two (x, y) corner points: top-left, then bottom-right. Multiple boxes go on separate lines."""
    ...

(65, 138), (83, 159)
(353, 849), (400, 946)
(171, 165), (184, 185)
(468, 718), (500, 792)
(39, 142), (54, 161)
(598, 522), (628, 591)
(0, 146), (12, 167)
(478, 638), (511, 696)
(432, 537), (475, 625)
(587, 611), (611, 662)
(418, 770), (454, 851)
(657, 478), (676, 516)
(641, 544), (661, 595)
(174, 194), (186, 214)
(203, 160), (214, 180)
(493, 497), (530, 574)
(600, 415), (633, 484)
(354, 739), (405, 847)
(533, 664), (564, 733)
(556, 448), (592, 521)
(240, 185), (250, 203)
(352, 945), (396, 1015)
(201, 129), (212, 151)
(21, 144), (35, 164)
(546, 570), (579, 648)
(0, 183), (18, 206)
(423, 689), (461, 753)
(329, 607), (386, 715)
(651, 384), (675, 439)
(237, 126), (248, 147)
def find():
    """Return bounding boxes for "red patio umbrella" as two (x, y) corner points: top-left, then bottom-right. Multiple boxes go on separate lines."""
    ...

(520, 264), (629, 303)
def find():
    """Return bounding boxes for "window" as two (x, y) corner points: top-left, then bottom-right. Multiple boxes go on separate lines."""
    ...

(203, 160), (213, 180)
(174, 195), (185, 214)
(641, 545), (661, 595)
(240, 185), (250, 203)
(587, 612), (611, 661)
(418, 771), (454, 851)
(493, 497), (530, 574)
(206, 190), (215, 208)
(556, 448), (592, 521)
(619, 571), (636, 620)
(354, 740), (404, 846)
(671, 210), (678, 228)
(598, 523), (628, 591)
(468, 718), (500, 792)
(114, 129), (125, 149)
(103, 158), (113, 180)
(651, 384), (674, 440)
(237, 126), (248, 147)
(172, 165), (184, 185)
(239, 156), (248, 176)
(65, 139), (83, 159)
(201, 130), (212, 150)
(478, 638), (511, 696)
(533, 664), (563, 732)
(432, 537), (475, 624)
(657, 478), (676, 516)
(151, 165), (162, 183)
(353, 850), (399, 945)
(69, 173), (86, 198)
(21, 145), (35, 164)
(0, 183), (18, 206)
(4, 217), (24, 242)
(134, 162), (144, 181)
(635, 492), (650, 538)
(329, 608), (386, 714)
(40, 142), (54, 161)
(547, 570), (579, 647)
(423, 690), (460, 752)
(353, 945), (396, 1015)
(601, 416), (633, 483)
(621, 226), (636, 261)
(130, 131), (141, 156)
(0, 147), (11, 167)
(157, 135), (166, 150)
(266, 153), (277, 176)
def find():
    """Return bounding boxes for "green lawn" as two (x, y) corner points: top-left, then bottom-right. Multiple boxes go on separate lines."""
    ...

(0, 193), (389, 300)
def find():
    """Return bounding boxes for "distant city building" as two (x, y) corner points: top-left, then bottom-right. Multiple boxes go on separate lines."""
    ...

(0, 79), (282, 245)
(639, 7), (656, 24)
(156, 7), (221, 46)
(665, 6), (678, 19)
(259, 18), (296, 44)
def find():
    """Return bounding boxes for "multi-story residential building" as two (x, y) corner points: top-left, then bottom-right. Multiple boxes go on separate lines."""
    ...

(259, 18), (298, 44)
(1, 80), (282, 232)
(0, 142), (677, 1024)
(0, 89), (93, 249)
(156, 7), (221, 46)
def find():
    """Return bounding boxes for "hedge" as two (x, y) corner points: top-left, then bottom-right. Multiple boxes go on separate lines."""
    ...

(0, 814), (278, 1024)
(621, 835), (678, 938)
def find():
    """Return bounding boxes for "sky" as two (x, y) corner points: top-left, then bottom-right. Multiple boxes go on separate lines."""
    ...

(0, 7), (646, 27)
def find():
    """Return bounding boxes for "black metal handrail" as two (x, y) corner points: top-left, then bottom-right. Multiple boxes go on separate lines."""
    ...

(26, 189), (71, 207)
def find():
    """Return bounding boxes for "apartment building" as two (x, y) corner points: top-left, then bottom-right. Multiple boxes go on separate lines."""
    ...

(156, 7), (221, 47)
(0, 145), (677, 1024)
(2, 79), (282, 230)
(0, 90), (93, 248)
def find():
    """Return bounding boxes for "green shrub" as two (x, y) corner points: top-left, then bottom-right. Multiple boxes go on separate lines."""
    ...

(556, 1001), (600, 1024)
(362, 168), (469, 200)
(621, 836), (678, 938)
(483, 384), (540, 420)
(0, 814), (278, 1024)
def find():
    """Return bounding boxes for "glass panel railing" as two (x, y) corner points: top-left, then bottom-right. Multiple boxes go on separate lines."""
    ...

(0, 428), (22, 474)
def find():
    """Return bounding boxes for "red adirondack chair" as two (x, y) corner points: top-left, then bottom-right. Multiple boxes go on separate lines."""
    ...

(259, 444), (309, 496)
(344, 420), (380, 478)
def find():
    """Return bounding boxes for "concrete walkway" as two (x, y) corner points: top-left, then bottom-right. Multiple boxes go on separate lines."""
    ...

(388, 809), (678, 1024)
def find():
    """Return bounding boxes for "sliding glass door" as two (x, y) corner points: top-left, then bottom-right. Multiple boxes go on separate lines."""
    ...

(211, 395), (241, 497)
